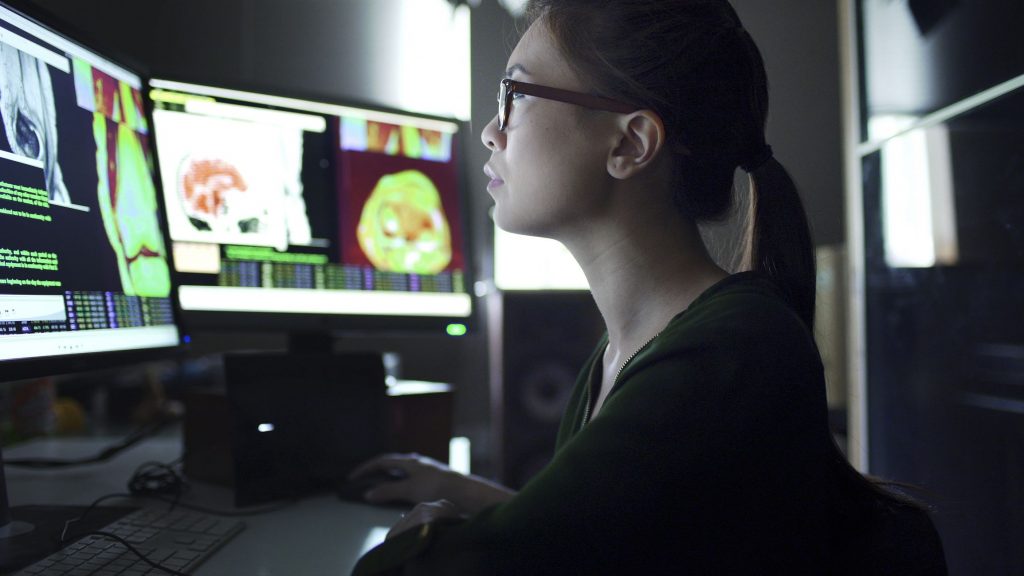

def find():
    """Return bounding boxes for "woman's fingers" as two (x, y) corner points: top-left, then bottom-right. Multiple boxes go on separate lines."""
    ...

(363, 479), (414, 504)
(348, 453), (418, 480)
(348, 452), (460, 506)
(386, 500), (460, 540)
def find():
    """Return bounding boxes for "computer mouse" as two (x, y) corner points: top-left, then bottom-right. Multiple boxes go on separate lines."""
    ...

(337, 468), (409, 505)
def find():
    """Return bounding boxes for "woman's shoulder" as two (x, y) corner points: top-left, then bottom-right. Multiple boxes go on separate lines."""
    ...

(662, 271), (813, 349)
(617, 271), (824, 403)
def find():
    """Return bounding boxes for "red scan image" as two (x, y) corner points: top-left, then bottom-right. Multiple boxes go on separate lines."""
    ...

(179, 158), (248, 227)
(92, 68), (122, 123)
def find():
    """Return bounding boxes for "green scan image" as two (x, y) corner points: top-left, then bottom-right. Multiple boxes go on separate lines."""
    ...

(356, 169), (452, 275)
(94, 114), (171, 297)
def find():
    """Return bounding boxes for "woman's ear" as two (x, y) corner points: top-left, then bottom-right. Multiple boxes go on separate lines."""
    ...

(607, 110), (666, 180)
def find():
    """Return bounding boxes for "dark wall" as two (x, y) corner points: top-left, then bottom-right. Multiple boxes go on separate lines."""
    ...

(732, 0), (845, 247)
(31, 0), (400, 103)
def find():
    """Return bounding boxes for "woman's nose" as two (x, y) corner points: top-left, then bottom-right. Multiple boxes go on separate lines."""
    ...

(480, 114), (504, 151)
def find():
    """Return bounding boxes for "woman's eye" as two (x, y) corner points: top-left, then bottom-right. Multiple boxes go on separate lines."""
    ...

(510, 92), (525, 102)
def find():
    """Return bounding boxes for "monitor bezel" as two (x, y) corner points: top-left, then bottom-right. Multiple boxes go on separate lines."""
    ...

(143, 75), (479, 339)
(0, 0), (185, 383)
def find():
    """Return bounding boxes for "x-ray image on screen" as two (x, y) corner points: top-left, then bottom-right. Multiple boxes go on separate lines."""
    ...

(153, 110), (311, 251)
(0, 42), (70, 204)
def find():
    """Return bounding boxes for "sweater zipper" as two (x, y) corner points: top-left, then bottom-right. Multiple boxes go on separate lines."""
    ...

(582, 333), (661, 427)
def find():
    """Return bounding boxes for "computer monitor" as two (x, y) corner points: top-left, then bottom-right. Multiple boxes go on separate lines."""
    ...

(0, 2), (180, 381)
(0, 0), (181, 567)
(147, 79), (474, 344)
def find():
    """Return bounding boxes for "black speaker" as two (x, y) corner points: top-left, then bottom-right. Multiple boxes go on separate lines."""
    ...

(501, 292), (604, 488)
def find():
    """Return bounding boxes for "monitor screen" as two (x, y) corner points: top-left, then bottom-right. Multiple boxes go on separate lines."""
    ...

(147, 79), (473, 333)
(0, 2), (179, 373)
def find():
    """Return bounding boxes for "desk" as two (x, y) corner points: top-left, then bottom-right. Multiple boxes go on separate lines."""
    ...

(3, 434), (404, 575)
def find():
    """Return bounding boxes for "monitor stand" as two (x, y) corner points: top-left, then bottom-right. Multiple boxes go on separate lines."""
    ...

(0, 456), (33, 539)
(285, 331), (388, 369)
(0, 445), (135, 572)
(287, 331), (336, 355)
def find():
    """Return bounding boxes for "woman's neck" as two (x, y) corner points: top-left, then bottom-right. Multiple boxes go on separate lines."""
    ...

(565, 210), (727, 359)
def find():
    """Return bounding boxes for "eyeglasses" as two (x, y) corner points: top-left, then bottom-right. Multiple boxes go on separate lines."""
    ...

(496, 78), (636, 132)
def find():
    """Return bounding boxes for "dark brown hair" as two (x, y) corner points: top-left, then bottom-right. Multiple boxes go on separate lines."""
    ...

(525, 0), (816, 330)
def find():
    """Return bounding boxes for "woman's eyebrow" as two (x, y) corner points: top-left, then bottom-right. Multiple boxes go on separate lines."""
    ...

(505, 64), (529, 78)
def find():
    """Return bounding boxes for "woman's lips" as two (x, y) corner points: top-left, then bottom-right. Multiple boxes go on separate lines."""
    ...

(484, 165), (504, 190)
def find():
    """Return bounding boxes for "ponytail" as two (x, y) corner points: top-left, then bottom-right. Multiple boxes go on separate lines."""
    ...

(744, 156), (817, 332)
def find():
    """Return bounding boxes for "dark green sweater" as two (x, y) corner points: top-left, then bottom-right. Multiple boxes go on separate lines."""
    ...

(353, 272), (946, 575)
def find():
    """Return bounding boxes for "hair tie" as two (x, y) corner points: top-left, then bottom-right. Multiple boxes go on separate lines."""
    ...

(740, 144), (773, 173)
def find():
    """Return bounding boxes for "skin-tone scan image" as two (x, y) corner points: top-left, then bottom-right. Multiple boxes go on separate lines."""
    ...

(178, 157), (259, 233)
(356, 169), (452, 274)
(94, 114), (171, 297)
(0, 43), (70, 204)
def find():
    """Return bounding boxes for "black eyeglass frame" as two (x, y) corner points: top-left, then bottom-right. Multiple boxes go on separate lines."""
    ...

(497, 78), (637, 132)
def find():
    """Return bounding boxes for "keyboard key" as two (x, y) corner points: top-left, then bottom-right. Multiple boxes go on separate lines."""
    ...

(146, 548), (175, 562)
(207, 521), (236, 536)
(108, 559), (135, 571)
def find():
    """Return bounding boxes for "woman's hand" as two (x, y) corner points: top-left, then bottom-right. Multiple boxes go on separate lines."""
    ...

(349, 453), (456, 506)
(349, 453), (516, 514)
(386, 499), (462, 540)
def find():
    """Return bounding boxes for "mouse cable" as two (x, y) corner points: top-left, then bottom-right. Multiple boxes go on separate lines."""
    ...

(125, 458), (300, 516)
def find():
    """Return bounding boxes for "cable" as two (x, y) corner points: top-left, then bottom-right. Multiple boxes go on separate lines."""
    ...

(59, 492), (135, 543)
(143, 494), (300, 517)
(128, 460), (188, 499)
(63, 460), (298, 541)
(123, 458), (299, 516)
(79, 531), (190, 576)
(16, 432), (301, 574)
(56, 489), (298, 576)
(56, 491), (188, 576)
(5, 413), (180, 468)
(39, 455), (304, 576)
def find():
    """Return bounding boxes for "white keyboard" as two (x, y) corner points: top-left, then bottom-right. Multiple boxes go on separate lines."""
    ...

(15, 507), (244, 575)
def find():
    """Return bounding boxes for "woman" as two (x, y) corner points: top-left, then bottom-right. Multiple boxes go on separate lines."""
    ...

(351, 1), (946, 573)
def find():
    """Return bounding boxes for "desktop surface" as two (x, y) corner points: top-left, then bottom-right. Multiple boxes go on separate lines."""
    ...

(3, 432), (403, 575)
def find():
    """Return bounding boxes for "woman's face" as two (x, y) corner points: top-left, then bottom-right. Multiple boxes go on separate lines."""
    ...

(480, 20), (618, 240)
